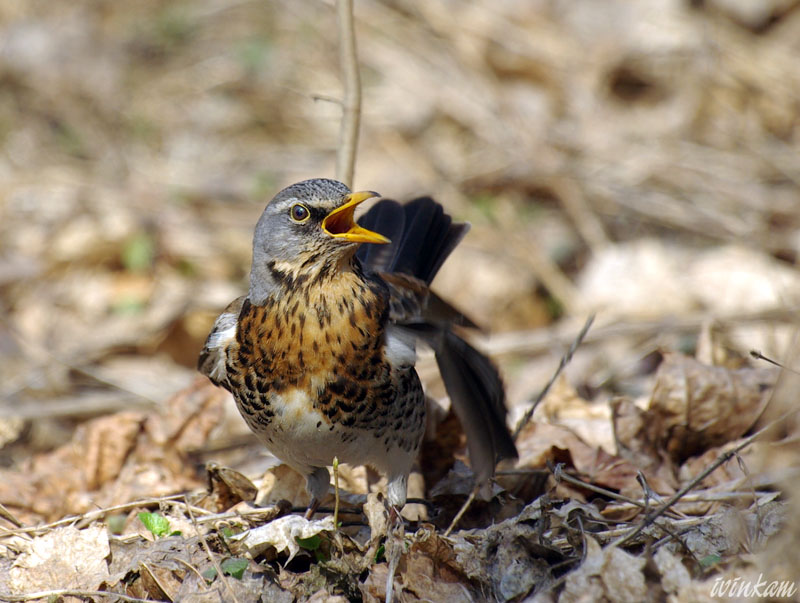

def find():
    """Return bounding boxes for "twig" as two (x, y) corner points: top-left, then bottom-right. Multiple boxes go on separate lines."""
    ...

(0, 494), (188, 539)
(0, 590), (152, 602)
(602, 490), (778, 515)
(549, 462), (680, 517)
(333, 456), (341, 529)
(183, 495), (240, 603)
(512, 233), (582, 315)
(750, 349), (800, 374)
(444, 490), (476, 537)
(480, 307), (799, 357)
(512, 315), (594, 439)
(551, 176), (610, 254)
(175, 557), (209, 585)
(335, 0), (361, 188)
(0, 503), (23, 528)
(547, 516), (709, 549)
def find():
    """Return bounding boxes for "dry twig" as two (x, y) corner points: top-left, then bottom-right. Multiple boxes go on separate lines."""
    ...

(0, 591), (152, 602)
(335, 0), (362, 188)
(513, 314), (595, 439)
(182, 495), (240, 603)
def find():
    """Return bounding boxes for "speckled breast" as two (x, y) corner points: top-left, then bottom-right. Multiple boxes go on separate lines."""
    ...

(224, 272), (425, 463)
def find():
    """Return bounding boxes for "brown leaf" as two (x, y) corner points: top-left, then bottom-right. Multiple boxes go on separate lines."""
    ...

(649, 353), (775, 462)
(0, 380), (226, 523)
(199, 461), (258, 512)
(516, 421), (651, 497)
(259, 463), (312, 508)
(83, 411), (145, 490)
(559, 537), (647, 602)
(0, 526), (110, 594)
(452, 501), (561, 600)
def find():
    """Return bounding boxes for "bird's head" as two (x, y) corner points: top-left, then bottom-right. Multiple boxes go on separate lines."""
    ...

(249, 178), (389, 303)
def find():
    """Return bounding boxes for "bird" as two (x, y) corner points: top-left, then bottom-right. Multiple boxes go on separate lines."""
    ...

(198, 178), (517, 517)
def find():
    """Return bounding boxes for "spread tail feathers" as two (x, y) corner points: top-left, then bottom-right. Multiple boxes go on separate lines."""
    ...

(408, 325), (518, 483)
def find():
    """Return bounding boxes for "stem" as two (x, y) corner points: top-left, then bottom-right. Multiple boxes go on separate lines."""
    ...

(335, 0), (361, 188)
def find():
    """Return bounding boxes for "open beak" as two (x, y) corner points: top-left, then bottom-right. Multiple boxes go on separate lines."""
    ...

(322, 191), (390, 244)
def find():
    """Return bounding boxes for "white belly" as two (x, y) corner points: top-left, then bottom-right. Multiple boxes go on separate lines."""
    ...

(251, 387), (415, 481)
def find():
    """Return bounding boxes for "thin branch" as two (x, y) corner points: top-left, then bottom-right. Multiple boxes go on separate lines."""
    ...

(0, 590), (152, 602)
(444, 490), (476, 537)
(549, 462), (679, 516)
(0, 494), (188, 539)
(512, 314), (594, 439)
(183, 495), (240, 603)
(335, 0), (362, 188)
(481, 307), (799, 357)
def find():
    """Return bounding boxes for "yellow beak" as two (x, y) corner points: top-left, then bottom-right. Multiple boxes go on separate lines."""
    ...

(322, 191), (390, 244)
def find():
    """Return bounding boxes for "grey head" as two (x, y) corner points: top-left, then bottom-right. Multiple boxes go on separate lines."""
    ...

(248, 178), (388, 304)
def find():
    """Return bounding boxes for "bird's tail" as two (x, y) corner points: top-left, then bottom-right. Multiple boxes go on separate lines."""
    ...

(412, 325), (518, 482)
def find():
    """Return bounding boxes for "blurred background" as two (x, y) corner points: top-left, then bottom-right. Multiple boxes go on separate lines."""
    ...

(1, 0), (799, 471)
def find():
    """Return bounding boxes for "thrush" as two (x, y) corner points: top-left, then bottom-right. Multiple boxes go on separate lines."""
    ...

(198, 178), (517, 516)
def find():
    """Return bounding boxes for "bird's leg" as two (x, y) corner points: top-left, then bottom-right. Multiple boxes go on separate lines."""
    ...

(304, 466), (331, 520)
(304, 497), (321, 520)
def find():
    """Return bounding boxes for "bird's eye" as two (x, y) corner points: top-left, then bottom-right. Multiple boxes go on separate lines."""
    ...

(289, 203), (310, 223)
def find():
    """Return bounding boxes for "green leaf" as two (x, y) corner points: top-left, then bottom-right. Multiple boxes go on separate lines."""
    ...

(314, 549), (330, 563)
(138, 512), (171, 538)
(202, 567), (217, 583)
(106, 514), (127, 535)
(122, 232), (156, 273)
(374, 543), (385, 563)
(220, 557), (249, 580)
(699, 554), (721, 568)
(296, 534), (322, 551)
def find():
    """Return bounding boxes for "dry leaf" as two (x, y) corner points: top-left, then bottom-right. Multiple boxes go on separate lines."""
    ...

(259, 463), (313, 508)
(453, 500), (561, 600)
(0, 381), (226, 523)
(1, 525), (109, 594)
(199, 461), (258, 512)
(559, 538), (647, 603)
(230, 515), (335, 562)
(516, 420), (654, 498)
(653, 547), (691, 596)
(649, 354), (775, 462)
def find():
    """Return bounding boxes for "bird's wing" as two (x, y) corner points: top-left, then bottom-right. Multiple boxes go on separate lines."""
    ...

(197, 296), (245, 391)
(379, 272), (477, 329)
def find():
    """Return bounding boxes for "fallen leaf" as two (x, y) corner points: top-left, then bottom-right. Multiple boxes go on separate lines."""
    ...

(230, 515), (335, 562)
(648, 353), (775, 462)
(1, 525), (109, 594)
(559, 538), (647, 603)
